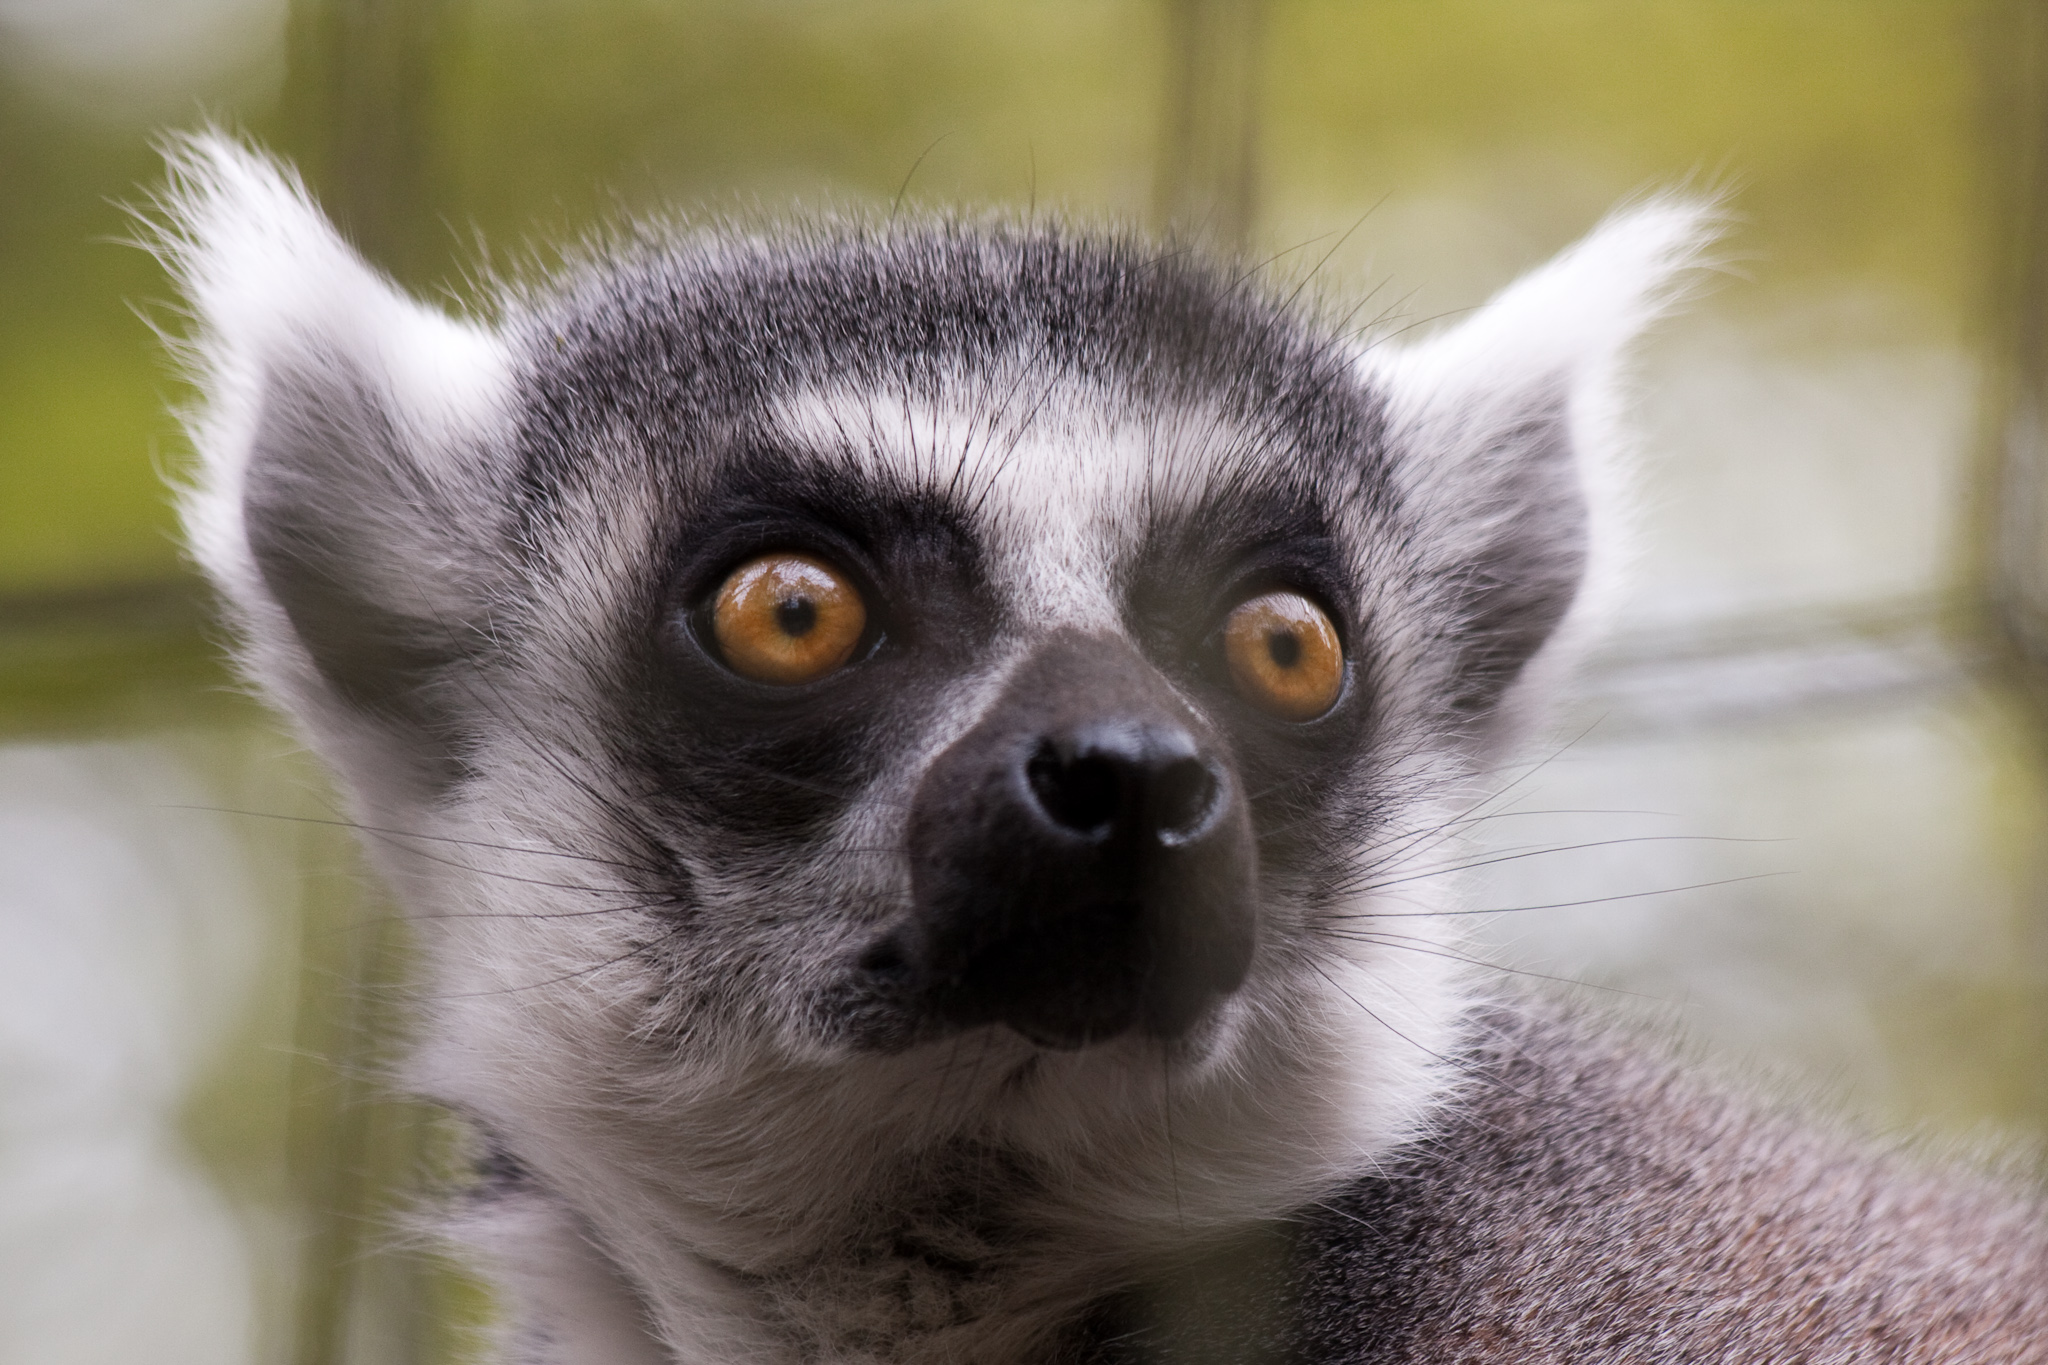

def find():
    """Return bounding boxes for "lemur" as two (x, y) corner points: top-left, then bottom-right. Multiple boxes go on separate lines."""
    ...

(158, 135), (2047, 1364)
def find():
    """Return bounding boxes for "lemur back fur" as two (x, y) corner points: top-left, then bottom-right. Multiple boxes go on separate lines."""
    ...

(155, 136), (2048, 1364)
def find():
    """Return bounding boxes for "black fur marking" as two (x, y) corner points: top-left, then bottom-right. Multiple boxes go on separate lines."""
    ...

(1120, 479), (1387, 900)
(475, 1137), (535, 1194)
(623, 447), (999, 848)
(1433, 392), (1589, 723)
(511, 225), (1384, 519)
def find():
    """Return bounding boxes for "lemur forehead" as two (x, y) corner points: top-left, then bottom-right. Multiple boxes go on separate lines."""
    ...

(769, 378), (1267, 631)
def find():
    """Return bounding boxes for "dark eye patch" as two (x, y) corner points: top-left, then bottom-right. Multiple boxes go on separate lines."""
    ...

(612, 441), (1000, 853)
(1121, 478), (1351, 669)
(1119, 475), (1383, 877)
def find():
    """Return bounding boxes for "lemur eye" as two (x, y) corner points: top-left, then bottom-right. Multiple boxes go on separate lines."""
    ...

(711, 553), (868, 685)
(1222, 590), (1344, 721)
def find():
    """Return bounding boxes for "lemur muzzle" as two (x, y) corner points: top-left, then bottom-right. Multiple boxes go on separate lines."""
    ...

(883, 632), (1257, 1048)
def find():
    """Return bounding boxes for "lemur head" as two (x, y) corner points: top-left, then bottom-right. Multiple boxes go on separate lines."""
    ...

(161, 137), (1704, 1248)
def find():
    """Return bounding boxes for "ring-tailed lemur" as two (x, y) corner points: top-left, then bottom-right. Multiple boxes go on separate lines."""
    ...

(157, 135), (2046, 1364)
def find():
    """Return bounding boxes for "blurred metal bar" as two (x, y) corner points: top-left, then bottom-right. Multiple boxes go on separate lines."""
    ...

(0, 581), (231, 739)
(1979, 0), (2048, 683)
(1573, 602), (1977, 739)
(283, 0), (452, 285)
(1970, 0), (2048, 1139)
(275, 10), (457, 1362)
(1156, 0), (1266, 250)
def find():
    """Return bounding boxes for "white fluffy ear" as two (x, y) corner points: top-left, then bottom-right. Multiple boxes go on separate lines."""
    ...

(1372, 198), (1712, 428)
(155, 133), (516, 800)
(1361, 199), (1715, 734)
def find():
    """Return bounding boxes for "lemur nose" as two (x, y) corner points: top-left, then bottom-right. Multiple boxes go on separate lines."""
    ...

(1023, 724), (1223, 846)
(882, 632), (1258, 1050)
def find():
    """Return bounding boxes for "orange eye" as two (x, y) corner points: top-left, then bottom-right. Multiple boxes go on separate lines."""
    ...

(711, 553), (868, 685)
(1222, 590), (1344, 721)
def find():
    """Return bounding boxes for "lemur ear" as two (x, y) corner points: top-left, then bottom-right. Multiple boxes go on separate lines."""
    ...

(158, 134), (515, 801)
(1361, 198), (1714, 731)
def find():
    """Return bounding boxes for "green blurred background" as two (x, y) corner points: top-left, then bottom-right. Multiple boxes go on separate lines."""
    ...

(3, 1), (2047, 1361)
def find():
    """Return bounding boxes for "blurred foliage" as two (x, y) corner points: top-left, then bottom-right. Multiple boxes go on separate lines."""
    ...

(1266, 0), (2001, 299)
(0, 89), (196, 593)
(0, 0), (2028, 600)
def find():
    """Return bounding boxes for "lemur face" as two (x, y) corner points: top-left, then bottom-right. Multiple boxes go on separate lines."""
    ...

(504, 264), (1404, 1057)
(164, 140), (1703, 1180)
(413, 256), (1402, 1070)
(563, 395), (1380, 1053)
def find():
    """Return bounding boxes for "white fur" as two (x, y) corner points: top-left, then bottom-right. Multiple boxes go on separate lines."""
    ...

(772, 382), (1275, 631)
(153, 132), (517, 817)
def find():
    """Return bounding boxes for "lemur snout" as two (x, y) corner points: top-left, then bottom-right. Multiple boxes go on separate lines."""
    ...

(887, 634), (1257, 1048)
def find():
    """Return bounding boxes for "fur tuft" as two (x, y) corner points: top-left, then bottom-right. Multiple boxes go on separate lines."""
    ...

(152, 132), (517, 812)
(1362, 197), (1720, 744)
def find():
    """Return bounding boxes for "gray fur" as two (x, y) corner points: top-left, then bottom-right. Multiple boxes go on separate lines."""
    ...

(1287, 1004), (2048, 1363)
(1094, 1005), (2048, 1363)
(153, 135), (2046, 1364)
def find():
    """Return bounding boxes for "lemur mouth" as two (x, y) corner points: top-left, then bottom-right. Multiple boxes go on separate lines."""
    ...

(858, 631), (1257, 1050)
(861, 900), (1165, 1051)
(930, 897), (1174, 1050)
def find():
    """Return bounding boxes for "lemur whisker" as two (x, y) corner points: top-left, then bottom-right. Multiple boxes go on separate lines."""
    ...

(1329, 871), (1791, 920)
(478, 666), (678, 858)
(303, 895), (696, 940)
(161, 804), (670, 875)
(1336, 834), (1789, 896)
(1258, 806), (1693, 862)
(1302, 959), (1471, 1075)
(421, 914), (696, 999)
(1276, 193), (1390, 319)
(1319, 930), (1654, 1000)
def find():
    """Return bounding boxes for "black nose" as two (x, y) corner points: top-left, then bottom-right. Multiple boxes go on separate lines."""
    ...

(880, 635), (1257, 1049)
(1024, 724), (1223, 846)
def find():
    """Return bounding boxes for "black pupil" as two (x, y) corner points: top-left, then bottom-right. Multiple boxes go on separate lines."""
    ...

(776, 596), (818, 638)
(1265, 628), (1301, 669)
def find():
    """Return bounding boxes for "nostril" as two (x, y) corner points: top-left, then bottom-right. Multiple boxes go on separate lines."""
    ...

(857, 934), (912, 982)
(1152, 757), (1220, 842)
(1027, 743), (1124, 835)
(1024, 735), (1224, 845)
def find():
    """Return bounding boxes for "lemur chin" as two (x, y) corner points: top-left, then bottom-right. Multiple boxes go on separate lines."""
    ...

(156, 134), (2046, 1364)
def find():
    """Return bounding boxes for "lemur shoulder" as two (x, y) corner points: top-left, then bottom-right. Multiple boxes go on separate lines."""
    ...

(158, 136), (2048, 1364)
